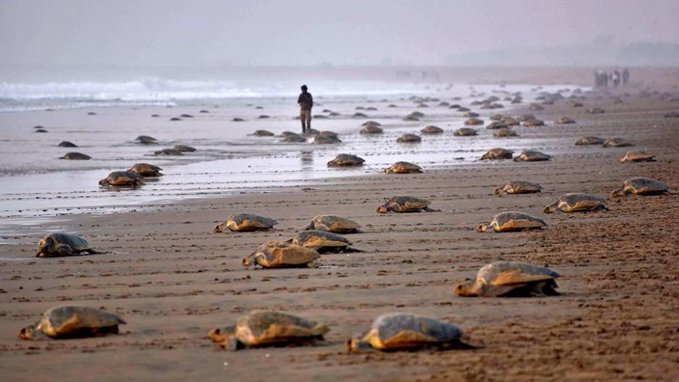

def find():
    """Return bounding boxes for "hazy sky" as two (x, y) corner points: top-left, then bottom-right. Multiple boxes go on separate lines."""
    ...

(1, 0), (678, 67)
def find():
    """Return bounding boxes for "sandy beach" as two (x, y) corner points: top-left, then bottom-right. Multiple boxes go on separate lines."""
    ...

(1, 68), (678, 381)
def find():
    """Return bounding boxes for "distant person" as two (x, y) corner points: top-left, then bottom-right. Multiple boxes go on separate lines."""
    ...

(622, 68), (630, 86)
(297, 85), (313, 133)
(613, 70), (621, 87)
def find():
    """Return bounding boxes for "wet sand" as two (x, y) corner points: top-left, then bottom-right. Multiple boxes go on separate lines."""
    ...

(1, 71), (678, 381)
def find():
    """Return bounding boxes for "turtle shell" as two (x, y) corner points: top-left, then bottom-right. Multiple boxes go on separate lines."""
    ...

(136, 135), (157, 144)
(454, 262), (560, 297)
(313, 135), (341, 144)
(603, 138), (633, 147)
(464, 117), (483, 126)
(154, 148), (183, 156)
(544, 193), (608, 213)
(327, 154), (365, 167)
(18, 306), (125, 340)
(209, 311), (329, 350)
(513, 150), (551, 162)
(618, 151), (656, 163)
(501, 117), (520, 126)
(396, 133), (422, 143)
(281, 132), (306, 142)
(127, 163), (163, 176)
(453, 127), (477, 136)
(612, 177), (669, 196)
(384, 161), (422, 174)
(362, 120), (382, 127)
(58, 141), (78, 148)
(251, 130), (274, 137)
(214, 213), (277, 233)
(575, 136), (605, 145)
(292, 230), (352, 252)
(463, 111), (480, 118)
(173, 144), (196, 152)
(485, 121), (507, 130)
(36, 232), (95, 257)
(480, 148), (514, 160)
(479, 211), (546, 232)
(377, 196), (431, 213)
(347, 313), (465, 352)
(242, 241), (319, 268)
(494, 128), (517, 137)
(60, 152), (91, 160)
(555, 117), (576, 124)
(98, 171), (144, 187)
(521, 119), (545, 127)
(420, 125), (443, 135)
(360, 125), (384, 135)
(305, 215), (361, 233)
(494, 181), (543, 195)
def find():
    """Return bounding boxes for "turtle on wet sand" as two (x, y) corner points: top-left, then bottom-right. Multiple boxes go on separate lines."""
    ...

(384, 161), (422, 174)
(346, 313), (473, 352)
(603, 138), (633, 148)
(494, 128), (517, 137)
(313, 135), (341, 144)
(555, 117), (576, 125)
(209, 311), (329, 350)
(213, 213), (278, 233)
(453, 262), (560, 297)
(453, 127), (477, 136)
(99, 171), (144, 187)
(35, 232), (102, 257)
(280, 132), (307, 142)
(251, 130), (274, 137)
(477, 211), (546, 232)
(575, 136), (605, 145)
(513, 150), (551, 162)
(291, 230), (359, 253)
(136, 135), (157, 145)
(396, 133), (422, 143)
(154, 148), (184, 156)
(376, 196), (438, 213)
(305, 215), (361, 233)
(58, 141), (77, 148)
(127, 163), (163, 176)
(241, 241), (319, 268)
(60, 152), (91, 160)
(618, 151), (656, 163)
(543, 193), (608, 213)
(420, 125), (443, 135)
(494, 181), (543, 195)
(18, 306), (125, 340)
(611, 177), (670, 197)
(360, 125), (384, 135)
(480, 148), (513, 160)
(464, 117), (483, 126)
(173, 144), (196, 152)
(327, 154), (365, 167)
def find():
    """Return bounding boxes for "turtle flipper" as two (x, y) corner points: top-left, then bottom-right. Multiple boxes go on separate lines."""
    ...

(56, 244), (74, 257)
(227, 337), (244, 351)
(422, 207), (440, 212)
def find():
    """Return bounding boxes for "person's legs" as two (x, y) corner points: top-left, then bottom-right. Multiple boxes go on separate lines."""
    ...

(305, 109), (312, 131)
(300, 109), (307, 132)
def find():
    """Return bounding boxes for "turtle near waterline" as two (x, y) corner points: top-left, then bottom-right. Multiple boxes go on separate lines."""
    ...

(376, 196), (438, 213)
(127, 163), (163, 177)
(35, 232), (102, 257)
(384, 161), (422, 174)
(98, 171), (144, 187)
(477, 211), (546, 232)
(453, 262), (560, 297)
(213, 213), (278, 233)
(543, 193), (608, 213)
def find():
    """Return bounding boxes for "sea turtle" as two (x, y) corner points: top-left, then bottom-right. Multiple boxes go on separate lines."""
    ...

(376, 196), (437, 213)
(463, 111), (480, 118)
(518, 113), (537, 122)
(513, 150), (551, 162)
(60, 152), (91, 160)
(58, 141), (77, 148)
(98, 171), (144, 187)
(494, 128), (517, 137)
(362, 120), (382, 127)
(153, 148), (183, 156)
(489, 113), (504, 121)
(521, 119), (545, 127)
(319, 131), (339, 139)
(603, 138), (633, 148)
(575, 136), (605, 145)
(555, 117), (576, 125)
(360, 125), (384, 135)
(281, 132), (307, 142)
(291, 230), (358, 253)
(420, 125), (443, 135)
(453, 127), (477, 136)
(208, 311), (329, 350)
(453, 262), (560, 297)
(485, 121), (507, 130)
(327, 154), (365, 167)
(213, 213), (278, 233)
(543, 193), (608, 213)
(35, 232), (101, 257)
(18, 306), (125, 340)
(251, 130), (274, 137)
(136, 135), (157, 144)
(611, 177), (670, 197)
(501, 117), (520, 126)
(241, 241), (319, 268)
(464, 117), (484, 126)
(494, 181), (543, 195)
(587, 107), (605, 114)
(305, 215), (361, 233)
(480, 148), (514, 160)
(346, 313), (471, 352)
(384, 161), (422, 174)
(618, 150), (656, 163)
(313, 135), (341, 144)
(477, 211), (547, 232)
(396, 133), (422, 143)
(127, 163), (163, 176)
(172, 144), (196, 152)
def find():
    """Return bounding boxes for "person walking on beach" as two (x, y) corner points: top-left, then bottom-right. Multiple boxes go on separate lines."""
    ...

(297, 85), (313, 134)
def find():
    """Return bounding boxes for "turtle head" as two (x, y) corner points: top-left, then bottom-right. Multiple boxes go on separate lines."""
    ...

(543, 202), (558, 214)
(212, 224), (224, 233)
(18, 325), (35, 340)
(493, 186), (504, 195)
(208, 325), (240, 350)
(611, 187), (627, 197)
(453, 280), (476, 297)
(241, 253), (255, 267)
(35, 236), (55, 257)
(346, 337), (371, 353)
(476, 224), (489, 233)
(376, 202), (391, 214)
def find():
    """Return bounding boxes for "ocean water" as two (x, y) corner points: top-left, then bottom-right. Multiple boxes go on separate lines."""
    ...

(0, 67), (579, 237)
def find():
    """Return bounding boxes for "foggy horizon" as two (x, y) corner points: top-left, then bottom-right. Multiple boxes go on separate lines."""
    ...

(2, 0), (679, 69)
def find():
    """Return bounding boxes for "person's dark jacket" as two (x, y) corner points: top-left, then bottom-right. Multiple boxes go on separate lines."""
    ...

(298, 92), (313, 110)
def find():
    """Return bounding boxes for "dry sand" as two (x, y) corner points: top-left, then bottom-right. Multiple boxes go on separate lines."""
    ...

(1, 70), (678, 381)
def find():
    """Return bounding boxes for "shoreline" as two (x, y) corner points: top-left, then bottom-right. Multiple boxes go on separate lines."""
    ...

(1, 69), (678, 381)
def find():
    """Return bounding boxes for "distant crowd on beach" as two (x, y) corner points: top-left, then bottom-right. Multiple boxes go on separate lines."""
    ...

(594, 68), (630, 89)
